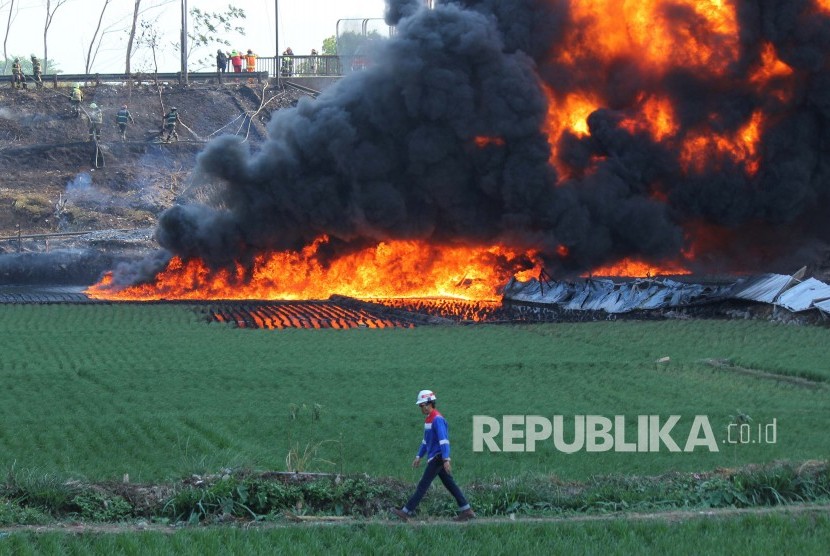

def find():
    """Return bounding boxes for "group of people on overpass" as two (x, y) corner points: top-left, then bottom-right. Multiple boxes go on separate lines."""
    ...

(216, 49), (257, 83)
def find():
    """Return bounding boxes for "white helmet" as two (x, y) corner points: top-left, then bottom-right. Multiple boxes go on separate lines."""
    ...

(415, 390), (436, 405)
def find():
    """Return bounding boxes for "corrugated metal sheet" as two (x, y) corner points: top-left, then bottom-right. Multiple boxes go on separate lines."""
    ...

(731, 274), (794, 303)
(815, 299), (830, 315)
(503, 277), (732, 314)
(775, 278), (830, 312)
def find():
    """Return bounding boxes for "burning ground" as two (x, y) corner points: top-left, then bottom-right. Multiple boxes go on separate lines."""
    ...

(92, 0), (830, 301)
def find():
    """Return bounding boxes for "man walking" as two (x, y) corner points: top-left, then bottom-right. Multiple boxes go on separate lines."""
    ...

(391, 390), (475, 522)
(115, 104), (135, 141)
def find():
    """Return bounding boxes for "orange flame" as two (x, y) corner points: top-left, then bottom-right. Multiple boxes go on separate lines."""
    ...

(474, 136), (505, 147)
(620, 95), (679, 142)
(543, 1), (764, 179)
(680, 110), (764, 175)
(86, 237), (544, 301)
(585, 258), (691, 278)
(560, 0), (739, 74)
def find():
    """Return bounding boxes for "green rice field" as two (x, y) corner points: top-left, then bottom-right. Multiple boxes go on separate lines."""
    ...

(0, 304), (828, 551)
(0, 304), (827, 482)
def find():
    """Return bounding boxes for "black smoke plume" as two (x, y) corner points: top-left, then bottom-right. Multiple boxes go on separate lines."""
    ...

(118, 0), (830, 285)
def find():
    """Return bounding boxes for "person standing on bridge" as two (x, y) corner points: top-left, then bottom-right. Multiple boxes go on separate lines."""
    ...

(245, 49), (257, 84)
(231, 50), (243, 73)
(391, 390), (476, 522)
(281, 47), (294, 77)
(216, 49), (228, 83)
(30, 55), (43, 89)
(245, 49), (257, 73)
(115, 104), (135, 141)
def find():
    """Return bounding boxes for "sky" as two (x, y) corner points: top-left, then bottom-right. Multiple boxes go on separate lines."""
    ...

(1, 0), (388, 73)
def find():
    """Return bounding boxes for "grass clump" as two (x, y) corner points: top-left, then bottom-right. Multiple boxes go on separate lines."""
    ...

(10, 194), (53, 222)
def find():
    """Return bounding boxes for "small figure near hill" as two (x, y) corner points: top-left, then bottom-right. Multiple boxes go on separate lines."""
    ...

(280, 47), (294, 77)
(216, 49), (228, 83)
(231, 50), (243, 73)
(310, 48), (318, 75)
(245, 49), (257, 73)
(30, 55), (43, 89)
(245, 49), (257, 83)
(162, 107), (180, 143)
(11, 58), (24, 89)
(115, 104), (135, 141)
(390, 390), (476, 523)
(87, 103), (103, 142)
(70, 85), (83, 117)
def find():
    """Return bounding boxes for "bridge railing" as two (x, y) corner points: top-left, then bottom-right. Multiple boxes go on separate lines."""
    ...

(258, 55), (368, 77)
(2, 55), (369, 86)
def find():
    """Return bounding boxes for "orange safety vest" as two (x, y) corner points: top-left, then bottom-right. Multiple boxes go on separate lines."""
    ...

(245, 53), (256, 72)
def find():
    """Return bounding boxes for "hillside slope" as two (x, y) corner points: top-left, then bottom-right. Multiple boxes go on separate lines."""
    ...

(0, 82), (301, 239)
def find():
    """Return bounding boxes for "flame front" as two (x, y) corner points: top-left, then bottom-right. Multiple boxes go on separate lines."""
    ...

(86, 237), (543, 301)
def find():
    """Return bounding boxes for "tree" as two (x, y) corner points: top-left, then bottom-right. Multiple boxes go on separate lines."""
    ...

(135, 18), (162, 74)
(2, 0), (16, 75)
(84, 0), (111, 74)
(43, 0), (71, 74)
(183, 6), (246, 71)
(322, 35), (336, 56)
(125, 0), (141, 74)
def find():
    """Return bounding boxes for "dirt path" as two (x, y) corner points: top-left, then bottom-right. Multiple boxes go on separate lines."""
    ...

(1, 503), (828, 535)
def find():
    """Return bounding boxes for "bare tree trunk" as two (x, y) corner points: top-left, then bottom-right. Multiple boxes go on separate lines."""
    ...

(43, 0), (70, 74)
(84, 0), (110, 74)
(125, 0), (141, 74)
(2, 0), (16, 75)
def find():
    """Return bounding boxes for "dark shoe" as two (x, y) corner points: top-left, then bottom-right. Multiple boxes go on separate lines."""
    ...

(453, 509), (476, 522)
(390, 508), (410, 522)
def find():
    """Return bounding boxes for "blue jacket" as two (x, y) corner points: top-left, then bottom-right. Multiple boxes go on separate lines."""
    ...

(417, 409), (451, 461)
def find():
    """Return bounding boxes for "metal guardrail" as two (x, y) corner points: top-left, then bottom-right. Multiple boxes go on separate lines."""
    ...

(258, 55), (357, 77)
(0, 228), (145, 254)
(3, 71), (269, 87)
(259, 54), (359, 78)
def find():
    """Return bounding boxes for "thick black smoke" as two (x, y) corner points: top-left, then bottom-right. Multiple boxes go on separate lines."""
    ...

(126, 0), (829, 285)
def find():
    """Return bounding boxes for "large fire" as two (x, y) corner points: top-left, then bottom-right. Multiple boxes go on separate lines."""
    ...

(87, 237), (543, 301)
(88, 1), (812, 301)
(545, 0), (792, 177)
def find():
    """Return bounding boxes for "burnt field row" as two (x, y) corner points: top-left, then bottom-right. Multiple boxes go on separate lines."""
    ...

(1, 285), (825, 328)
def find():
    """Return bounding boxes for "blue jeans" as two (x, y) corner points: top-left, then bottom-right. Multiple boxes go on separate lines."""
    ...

(404, 457), (470, 513)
